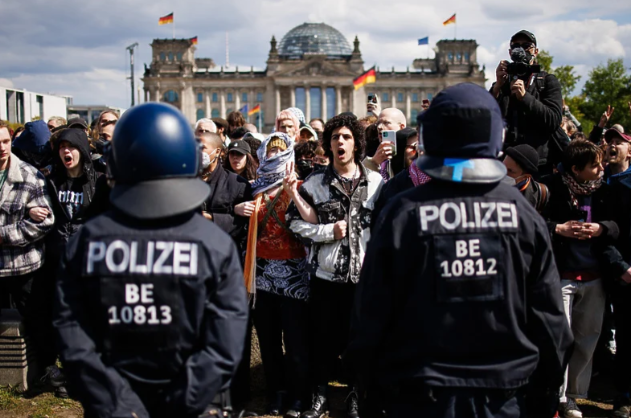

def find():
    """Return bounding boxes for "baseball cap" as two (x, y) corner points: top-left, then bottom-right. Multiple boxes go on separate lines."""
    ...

(67, 117), (88, 130)
(227, 140), (251, 155)
(416, 83), (507, 183)
(605, 128), (631, 143)
(511, 30), (537, 46)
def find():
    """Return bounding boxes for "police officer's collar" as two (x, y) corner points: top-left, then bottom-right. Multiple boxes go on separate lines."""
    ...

(416, 155), (507, 184)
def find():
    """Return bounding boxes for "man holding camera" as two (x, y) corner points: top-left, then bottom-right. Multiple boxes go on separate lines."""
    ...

(492, 30), (564, 175)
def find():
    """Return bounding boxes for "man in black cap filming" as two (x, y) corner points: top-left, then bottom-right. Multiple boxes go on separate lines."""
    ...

(346, 83), (572, 418)
(53, 103), (248, 418)
(492, 30), (565, 175)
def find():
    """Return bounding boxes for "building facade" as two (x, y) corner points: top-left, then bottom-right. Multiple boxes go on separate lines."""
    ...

(0, 86), (68, 124)
(142, 23), (485, 130)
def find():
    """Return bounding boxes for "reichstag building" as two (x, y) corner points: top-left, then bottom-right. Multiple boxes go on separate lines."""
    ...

(142, 22), (485, 130)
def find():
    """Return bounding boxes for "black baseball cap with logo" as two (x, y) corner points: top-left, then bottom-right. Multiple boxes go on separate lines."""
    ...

(510, 30), (537, 46)
(227, 140), (251, 155)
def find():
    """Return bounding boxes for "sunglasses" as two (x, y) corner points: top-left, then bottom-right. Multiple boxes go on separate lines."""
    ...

(47, 125), (56, 130)
(510, 42), (535, 50)
(100, 119), (117, 126)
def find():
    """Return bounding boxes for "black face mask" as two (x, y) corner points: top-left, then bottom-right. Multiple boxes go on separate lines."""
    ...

(313, 163), (328, 172)
(94, 137), (109, 155)
(296, 159), (314, 178)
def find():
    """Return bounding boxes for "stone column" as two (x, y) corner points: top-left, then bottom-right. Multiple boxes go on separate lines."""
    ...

(336, 86), (342, 115)
(275, 87), (281, 115)
(349, 89), (354, 114)
(220, 90), (226, 118)
(250, 88), (255, 120)
(290, 87), (296, 108)
(235, 92), (241, 114)
(391, 89), (396, 108)
(405, 90), (411, 123)
(153, 87), (160, 102)
(205, 90), (211, 118)
(305, 86), (311, 121)
(321, 86), (327, 121)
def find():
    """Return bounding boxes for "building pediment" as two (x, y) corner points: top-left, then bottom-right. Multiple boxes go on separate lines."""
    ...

(273, 57), (357, 78)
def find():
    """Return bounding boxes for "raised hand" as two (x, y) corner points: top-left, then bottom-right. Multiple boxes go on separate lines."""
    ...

(598, 105), (615, 128)
(283, 161), (298, 197)
(333, 220), (347, 240)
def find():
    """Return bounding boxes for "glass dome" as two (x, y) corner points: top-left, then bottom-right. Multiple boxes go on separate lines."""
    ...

(278, 23), (352, 59)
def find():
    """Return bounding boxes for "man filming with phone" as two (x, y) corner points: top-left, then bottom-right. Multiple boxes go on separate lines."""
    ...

(491, 30), (564, 176)
(363, 108), (406, 181)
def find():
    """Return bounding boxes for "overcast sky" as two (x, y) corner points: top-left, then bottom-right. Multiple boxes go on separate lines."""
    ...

(1, 0), (629, 109)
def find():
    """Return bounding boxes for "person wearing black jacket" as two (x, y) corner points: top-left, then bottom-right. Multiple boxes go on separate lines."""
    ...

(53, 103), (248, 418)
(541, 139), (618, 418)
(199, 132), (252, 245)
(491, 30), (565, 175)
(347, 83), (572, 418)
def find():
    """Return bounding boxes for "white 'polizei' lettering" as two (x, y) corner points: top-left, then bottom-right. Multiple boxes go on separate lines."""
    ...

(419, 201), (518, 231)
(86, 240), (199, 276)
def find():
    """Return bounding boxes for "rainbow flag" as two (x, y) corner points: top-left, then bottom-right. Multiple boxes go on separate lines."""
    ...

(248, 104), (261, 116)
(159, 13), (174, 25)
(190, 36), (198, 45)
(443, 13), (456, 26)
(353, 67), (376, 91)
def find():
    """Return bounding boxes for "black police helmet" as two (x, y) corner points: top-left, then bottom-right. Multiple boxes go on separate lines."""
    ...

(109, 102), (210, 219)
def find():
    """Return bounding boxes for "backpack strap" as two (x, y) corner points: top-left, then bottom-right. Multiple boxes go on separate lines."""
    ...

(532, 71), (547, 94)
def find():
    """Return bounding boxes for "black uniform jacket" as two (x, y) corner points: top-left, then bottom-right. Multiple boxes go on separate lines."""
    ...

(201, 164), (252, 245)
(346, 178), (572, 391)
(53, 210), (248, 418)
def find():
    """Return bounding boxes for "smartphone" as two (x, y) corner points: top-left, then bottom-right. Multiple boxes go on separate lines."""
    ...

(422, 99), (430, 106)
(381, 130), (397, 156)
(367, 94), (378, 104)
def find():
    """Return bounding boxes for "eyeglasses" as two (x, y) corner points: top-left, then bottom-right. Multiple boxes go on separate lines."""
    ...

(100, 119), (117, 126)
(510, 42), (535, 50)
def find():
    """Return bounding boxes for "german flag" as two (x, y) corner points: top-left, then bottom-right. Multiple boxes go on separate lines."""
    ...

(190, 36), (198, 45)
(248, 104), (261, 116)
(443, 13), (456, 26)
(159, 13), (174, 25)
(353, 67), (376, 91)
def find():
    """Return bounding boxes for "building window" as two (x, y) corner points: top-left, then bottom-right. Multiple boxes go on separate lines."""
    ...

(163, 90), (179, 103)
(197, 93), (203, 103)
(196, 109), (205, 120)
(326, 87), (336, 120)
(227, 93), (233, 103)
(295, 87), (306, 114)
(242, 92), (248, 103)
(397, 93), (404, 103)
(465, 52), (470, 61)
(160, 52), (166, 62)
(448, 52), (453, 62)
(310, 87), (322, 119)
(226, 108), (233, 116)
(412, 93), (419, 103)
(177, 52), (183, 61)
(456, 52), (462, 61)
(168, 52), (173, 62)
(212, 93), (218, 103)
(211, 109), (220, 118)
(427, 93), (433, 101)
(411, 109), (419, 126)
(382, 92), (389, 103)
(256, 92), (263, 102)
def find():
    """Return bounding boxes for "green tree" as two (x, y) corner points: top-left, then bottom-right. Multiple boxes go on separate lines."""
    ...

(537, 50), (553, 73)
(579, 59), (631, 130)
(554, 65), (582, 99)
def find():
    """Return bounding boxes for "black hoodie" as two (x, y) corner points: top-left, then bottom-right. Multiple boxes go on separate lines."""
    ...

(46, 129), (106, 260)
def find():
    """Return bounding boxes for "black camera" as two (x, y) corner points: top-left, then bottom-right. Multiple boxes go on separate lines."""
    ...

(506, 47), (540, 79)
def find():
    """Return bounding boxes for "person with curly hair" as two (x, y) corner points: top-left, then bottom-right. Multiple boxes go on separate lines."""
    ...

(286, 113), (383, 418)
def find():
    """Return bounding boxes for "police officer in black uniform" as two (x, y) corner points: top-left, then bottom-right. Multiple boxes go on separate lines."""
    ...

(346, 83), (573, 418)
(53, 103), (248, 418)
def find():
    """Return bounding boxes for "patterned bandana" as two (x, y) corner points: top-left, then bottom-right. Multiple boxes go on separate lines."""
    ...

(409, 163), (432, 186)
(251, 132), (295, 196)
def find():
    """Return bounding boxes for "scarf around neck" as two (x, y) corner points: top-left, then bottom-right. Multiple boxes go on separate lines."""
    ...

(561, 172), (602, 208)
(409, 163), (432, 187)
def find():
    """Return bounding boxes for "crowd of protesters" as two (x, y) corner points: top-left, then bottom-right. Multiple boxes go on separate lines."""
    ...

(2, 28), (631, 418)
